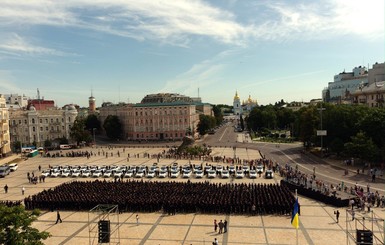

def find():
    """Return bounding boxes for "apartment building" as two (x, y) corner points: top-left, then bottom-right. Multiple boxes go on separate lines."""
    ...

(0, 95), (11, 157)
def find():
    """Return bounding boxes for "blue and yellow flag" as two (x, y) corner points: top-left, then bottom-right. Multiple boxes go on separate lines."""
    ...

(291, 197), (299, 229)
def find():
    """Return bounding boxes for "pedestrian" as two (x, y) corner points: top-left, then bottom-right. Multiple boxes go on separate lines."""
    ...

(213, 238), (218, 245)
(214, 219), (218, 232)
(218, 220), (224, 234)
(351, 210), (355, 221)
(334, 210), (340, 223)
(4, 184), (8, 194)
(224, 220), (227, 233)
(21, 186), (25, 195)
(136, 214), (139, 225)
(55, 210), (62, 224)
(38, 165), (41, 171)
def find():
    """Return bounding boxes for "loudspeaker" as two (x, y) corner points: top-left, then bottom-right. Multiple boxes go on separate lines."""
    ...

(356, 229), (373, 245)
(98, 220), (110, 243)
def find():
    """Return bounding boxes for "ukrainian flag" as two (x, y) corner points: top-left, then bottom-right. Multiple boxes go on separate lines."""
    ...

(291, 197), (299, 229)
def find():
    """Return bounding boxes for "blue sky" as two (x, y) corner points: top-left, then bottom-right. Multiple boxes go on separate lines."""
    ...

(0, 0), (383, 107)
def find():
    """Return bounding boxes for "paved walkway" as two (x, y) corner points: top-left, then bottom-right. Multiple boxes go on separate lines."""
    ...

(0, 146), (384, 245)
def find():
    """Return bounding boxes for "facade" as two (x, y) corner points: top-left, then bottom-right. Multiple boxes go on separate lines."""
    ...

(352, 62), (385, 108)
(323, 66), (368, 103)
(99, 93), (213, 141)
(233, 91), (242, 115)
(28, 99), (55, 111)
(4, 94), (29, 108)
(9, 105), (78, 146)
(0, 95), (11, 157)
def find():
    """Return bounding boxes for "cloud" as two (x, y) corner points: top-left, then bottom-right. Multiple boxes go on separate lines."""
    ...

(0, 34), (77, 57)
(160, 49), (241, 95)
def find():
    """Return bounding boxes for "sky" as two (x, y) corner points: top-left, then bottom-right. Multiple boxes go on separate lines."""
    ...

(0, 0), (384, 107)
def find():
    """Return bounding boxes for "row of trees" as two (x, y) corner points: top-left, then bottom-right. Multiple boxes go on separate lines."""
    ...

(246, 103), (385, 163)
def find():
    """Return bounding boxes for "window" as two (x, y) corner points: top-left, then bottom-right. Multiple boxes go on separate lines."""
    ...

(46, 127), (48, 131)
(32, 118), (35, 124)
(24, 120), (27, 124)
(19, 120), (21, 125)
(56, 118), (59, 123)
(40, 127), (43, 131)
(51, 119), (53, 123)
(40, 119), (42, 123)
(68, 117), (71, 122)
(45, 119), (48, 123)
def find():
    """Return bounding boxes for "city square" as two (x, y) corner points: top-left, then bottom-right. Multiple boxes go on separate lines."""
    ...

(1, 145), (384, 244)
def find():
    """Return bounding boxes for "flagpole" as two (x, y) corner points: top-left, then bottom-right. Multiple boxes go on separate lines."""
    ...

(296, 189), (298, 245)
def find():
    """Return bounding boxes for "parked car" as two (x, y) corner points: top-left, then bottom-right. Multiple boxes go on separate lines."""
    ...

(195, 170), (204, 178)
(50, 170), (61, 178)
(113, 170), (124, 178)
(235, 170), (244, 179)
(124, 169), (134, 178)
(228, 165), (235, 174)
(249, 170), (257, 179)
(8, 163), (18, 172)
(256, 165), (264, 174)
(81, 170), (91, 178)
(71, 169), (81, 177)
(158, 170), (168, 178)
(170, 170), (180, 178)
(103, 170), (113, 178)
(135, 169), (145, 178)
(92, 170), (103, 178)
(221, 170), (230, 179)
(207, 170), (216, 178)
(41, 170), (51, 177)
(61, 169), (71, 177)
(146, 170), (156, 178)
(265, 169), (274, 179)
(182, 169), (192, 178)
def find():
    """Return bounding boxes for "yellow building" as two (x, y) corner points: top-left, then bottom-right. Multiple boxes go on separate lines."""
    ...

(0, 95), (11, 157)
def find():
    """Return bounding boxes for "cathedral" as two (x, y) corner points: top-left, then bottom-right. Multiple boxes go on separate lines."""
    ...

(233, 91), (258, 115)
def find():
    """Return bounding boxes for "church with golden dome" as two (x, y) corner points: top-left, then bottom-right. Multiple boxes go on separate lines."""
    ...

(233, 91), (258, 115)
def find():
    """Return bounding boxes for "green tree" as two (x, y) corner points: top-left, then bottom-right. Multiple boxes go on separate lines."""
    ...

(44, 140), (52, 148)
(329, 137), (344, 156)
(344, 131), (378, 162)
(212, 105), (223, 126)
(70, 118), (92, 145)
(85, 114), (101, 131)
(103, 115), (122, 140)
(197, 114), (216, 135)
(11, 141), (21, 153)
(239, 115), (244, 131)
(0, 205), (50, 244)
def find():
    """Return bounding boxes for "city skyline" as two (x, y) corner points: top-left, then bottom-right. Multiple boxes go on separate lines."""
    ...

(0, 0), (384, 107)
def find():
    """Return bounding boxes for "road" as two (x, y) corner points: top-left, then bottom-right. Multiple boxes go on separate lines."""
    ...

(200, 122), (385, 195)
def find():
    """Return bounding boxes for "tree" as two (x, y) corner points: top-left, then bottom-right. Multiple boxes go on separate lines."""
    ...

(85, 114), (101, 132)
(239, 115), (245, 131)
(212, 105), (223, 126)
(344, 131), (378, 162)
(70, 118), (92, 145)
(103, 115), (122, 140)
(0, 205), (50, 244)
(197, 114), (216, 135)
(44, 140), (52, 148)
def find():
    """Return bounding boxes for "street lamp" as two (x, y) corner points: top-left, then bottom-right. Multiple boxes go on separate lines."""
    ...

(317, 106), (326, 157)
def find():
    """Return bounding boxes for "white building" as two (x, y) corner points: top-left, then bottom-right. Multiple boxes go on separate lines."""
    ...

(233, 91), (242, 115)
(4, 94), (29, 109)
(9, 105), (78, 146)
(0, 95), (11, 157)
(323, 66), (368, 103)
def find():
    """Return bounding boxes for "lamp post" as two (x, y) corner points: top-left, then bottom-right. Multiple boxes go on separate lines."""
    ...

(317, 106), (326, 157)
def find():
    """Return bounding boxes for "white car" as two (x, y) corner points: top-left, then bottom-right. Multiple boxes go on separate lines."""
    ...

(158, 170), (168, 178)
(113, 170), (124, 178)
(103, 170), (113, 178)
(50, 170), (61, 177)
(110, 165), (119, 171)
(249, 170), (257, 179)
(235, 170), (244, 179)
(81, 170), (91, 177)
(195, 170), (204, 178)
(92, 170), (103, 178)
(256, 165), (264, 174)
(135, 169), (145, 178)
(182, 170), (192, 178)
(221, 170), (230, 179)
(170, 170), (180, 178)
(216, 165), (223, 174)
(41, 170), (51, 177)
(61, 169), (71, 177)
(124, 169), (134, 178)
(71, 169), (81, 177)
(8, 163), (18, 172)
(146, 170), (156, 178)
(242, 165), (250, 173)
(229, 165), (235, 174)
(207, 170), (216, 178)
(265, 169), (274, 179)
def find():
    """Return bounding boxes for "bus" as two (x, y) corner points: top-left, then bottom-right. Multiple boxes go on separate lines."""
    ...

(0, 165), (11, 177)
(60, 144), (72, 150)
(28, 149), (39, 157)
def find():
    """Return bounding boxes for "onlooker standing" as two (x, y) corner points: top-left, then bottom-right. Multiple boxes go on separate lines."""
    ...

(218, 220), (224, 234)
(21, 186), (25, 195)
(4, 184), (8, 194)
(213, 238), (218, 245)
(334, 210), (340, 223)
(136, 214), (139, 225)
(214, 219), (218, 232)
(224, 220), (228, 233)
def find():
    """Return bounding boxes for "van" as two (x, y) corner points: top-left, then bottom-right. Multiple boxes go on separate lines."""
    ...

(0, 166), (11, 177)
(60, 144), (72, 150)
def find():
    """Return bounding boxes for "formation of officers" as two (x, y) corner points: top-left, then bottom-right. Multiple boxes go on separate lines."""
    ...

(24, 180), (295, 215)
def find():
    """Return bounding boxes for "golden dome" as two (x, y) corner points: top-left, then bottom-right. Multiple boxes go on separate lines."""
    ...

(234, 91), (240, 100)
